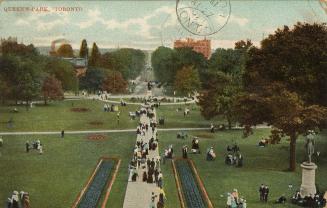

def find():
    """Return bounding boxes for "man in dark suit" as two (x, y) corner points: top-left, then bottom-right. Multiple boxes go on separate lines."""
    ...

(264, 185), (269, 202)
(259, 184), (264, 201)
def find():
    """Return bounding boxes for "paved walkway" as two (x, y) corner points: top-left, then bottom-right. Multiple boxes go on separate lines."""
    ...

(123, 100), (162, 207)
(0, 126), (270, 136)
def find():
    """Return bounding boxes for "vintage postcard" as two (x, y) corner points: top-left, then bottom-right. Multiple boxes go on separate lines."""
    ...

(0, 0), (326, 208)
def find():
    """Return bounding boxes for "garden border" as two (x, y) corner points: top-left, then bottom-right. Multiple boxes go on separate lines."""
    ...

(100, 158), (121, 208)
(71, 157), (120, 208)
(172, 158), (213, 208)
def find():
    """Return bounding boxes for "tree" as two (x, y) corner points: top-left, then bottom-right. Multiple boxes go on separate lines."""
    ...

(79, 39), (89, 58)
(80, 67), (106, 93)
(44, 58), (78, 91)
(102, 71), (128, 94)
(89, 42), (101, 66)
(151, 46), (176, 84)
(174, 66), (201, 96)
(41, 75), (64, 105)
(235, 83), (327, 171)
(151, 46), (207, 86)
(57, 44), (74, 58)
(0, 55), (42, 105)
(244, 22), (327, 106)
(100, 49), (146, 80)
(198, 71), (241, 129)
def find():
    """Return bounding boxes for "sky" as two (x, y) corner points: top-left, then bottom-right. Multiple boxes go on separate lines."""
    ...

(0, 0), (326, 50)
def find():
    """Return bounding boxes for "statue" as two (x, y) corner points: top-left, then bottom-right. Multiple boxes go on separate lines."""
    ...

(305, 130), (315, 164)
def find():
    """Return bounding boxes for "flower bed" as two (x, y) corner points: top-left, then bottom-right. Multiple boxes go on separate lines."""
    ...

(87, 134), (106, 141)
(77, 160), (115, 208)
(174, 159), (213, 208)
(88, 121), (104, 126)
(70, 108), (90, 112)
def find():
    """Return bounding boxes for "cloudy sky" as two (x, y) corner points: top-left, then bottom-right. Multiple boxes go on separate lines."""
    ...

(0, 0), (326, 50)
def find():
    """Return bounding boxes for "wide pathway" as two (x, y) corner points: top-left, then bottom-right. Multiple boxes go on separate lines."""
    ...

(123, 106), (161, 208)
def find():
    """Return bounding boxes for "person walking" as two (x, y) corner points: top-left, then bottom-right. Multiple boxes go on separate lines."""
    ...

(264, 185), (269, 202)
(25, 141), (30, 153)
(61, 130), (65, 138)
(259, 184), (265, 201)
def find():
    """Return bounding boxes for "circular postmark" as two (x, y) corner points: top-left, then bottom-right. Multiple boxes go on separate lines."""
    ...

(320, 0), (327, 13)
(176, 0), (231, 36)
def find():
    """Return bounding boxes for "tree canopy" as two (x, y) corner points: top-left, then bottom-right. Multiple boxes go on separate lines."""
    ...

(79, 39), (89, 58)
(244, 22), (327, 106)
(101, 70), (128, 94)
(57, 44), (74, 58)
(174, 65), (201, 96)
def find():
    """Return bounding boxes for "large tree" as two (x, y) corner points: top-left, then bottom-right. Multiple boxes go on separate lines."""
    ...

(244, 22), (327, 106)
(235, 83), (326, 171)
(174, 66), (201, 96)
(80, 67), (106, 93)
(41, 75), (64, 105)
(198, 71), (241, 129)
(101, 71), (128, 94)
(79, 39), (89, 58)
(44, 58), (78, 91)
(238, 22), (327, 171)
(57, 44), (74, 58)
(89, 42), (101, 66)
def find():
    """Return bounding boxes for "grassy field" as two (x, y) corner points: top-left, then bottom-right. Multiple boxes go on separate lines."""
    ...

(0, 100), (224, 132)
(0, 100), (139, 131)
(156, 104), (226, 128)
(158, 129), (327, 208)
(0, 132), (135, 208)
(0, 128), (326, 208)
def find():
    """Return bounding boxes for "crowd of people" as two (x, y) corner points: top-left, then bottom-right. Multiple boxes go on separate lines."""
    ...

(7, 190), (30, 208)
(226, 189), (247, 208)
(127, 103), (167, 208)
(25, 140), (43, 154)
(291, 190), (326, 207)
(225, 144), (243, 167)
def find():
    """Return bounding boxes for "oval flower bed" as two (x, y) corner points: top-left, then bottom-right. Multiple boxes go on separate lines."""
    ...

(70, 108), (90, 112)
(87, 134), (106, 141)
(173, 159), (213, 208)
(77, 159), (115, 208)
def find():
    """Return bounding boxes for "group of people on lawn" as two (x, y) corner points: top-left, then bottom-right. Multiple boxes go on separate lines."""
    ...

(225, 144), (243, 167)
(25, 139), (43, 154)
(7, 190), (30, 208)
(226, 189), (247, 208)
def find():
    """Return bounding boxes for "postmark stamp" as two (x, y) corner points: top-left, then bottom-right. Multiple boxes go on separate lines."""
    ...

(176, 0), (231, 36)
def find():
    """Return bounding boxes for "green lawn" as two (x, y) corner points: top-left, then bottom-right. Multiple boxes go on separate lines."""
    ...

(0, 132), (135, 208)
(0, 100), (139, 131)
(156, 104), (226, 128)
(158, 129), (327, 208)
(0, 100), (225, 132)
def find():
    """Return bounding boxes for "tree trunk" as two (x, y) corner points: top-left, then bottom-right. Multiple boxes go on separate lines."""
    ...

(227, 116), (232, 130)
(44, 97), (47, 105)
(289, 134), (297, 171)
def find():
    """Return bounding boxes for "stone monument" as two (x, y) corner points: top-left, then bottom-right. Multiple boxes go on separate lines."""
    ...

(300, 130), (317, 198)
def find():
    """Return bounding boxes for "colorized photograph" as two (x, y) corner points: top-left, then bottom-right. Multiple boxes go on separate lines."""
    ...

(0, 0), (326, 207)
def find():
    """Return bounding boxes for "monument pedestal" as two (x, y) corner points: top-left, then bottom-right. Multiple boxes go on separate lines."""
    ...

(300, 162), (317, 198)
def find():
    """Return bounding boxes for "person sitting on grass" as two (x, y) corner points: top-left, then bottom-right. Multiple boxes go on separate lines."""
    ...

(275, 194), (287, 204)
(206, 147), (216, 161)
(191, 138), (200, 154)
(258, 138), (268, 147)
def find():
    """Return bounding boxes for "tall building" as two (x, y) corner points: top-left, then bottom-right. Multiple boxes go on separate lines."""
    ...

(174, 38), (211, 59)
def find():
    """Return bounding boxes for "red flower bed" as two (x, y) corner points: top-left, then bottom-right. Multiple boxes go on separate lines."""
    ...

(70, 108), (90, 112)
(87, 134), (106, 141)
(89, 121), (104, 126)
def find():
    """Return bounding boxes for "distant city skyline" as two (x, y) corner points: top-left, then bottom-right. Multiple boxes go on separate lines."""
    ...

(0, 0), (326, 50)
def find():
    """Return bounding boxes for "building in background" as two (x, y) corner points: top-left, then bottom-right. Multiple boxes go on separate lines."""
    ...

(174, 38), (211, 59)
